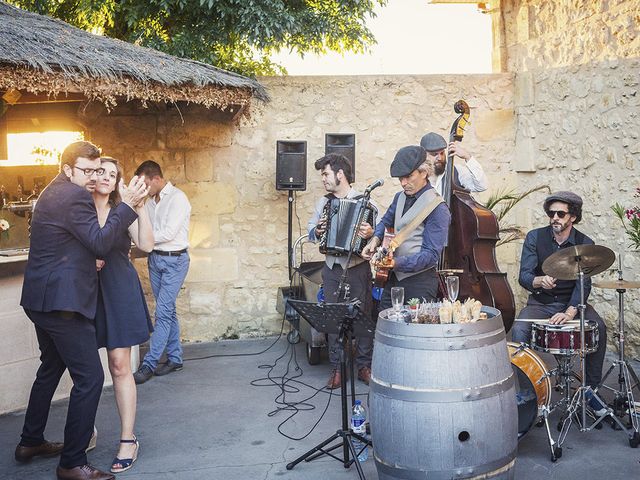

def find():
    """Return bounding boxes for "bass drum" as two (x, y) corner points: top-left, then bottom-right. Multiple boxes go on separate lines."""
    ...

(508, 342), (551, 439)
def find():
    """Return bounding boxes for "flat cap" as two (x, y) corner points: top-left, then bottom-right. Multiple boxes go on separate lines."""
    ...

(544, 191), (583, 223)
(420, 132), (447, 152)
(390, 145), (426, 177)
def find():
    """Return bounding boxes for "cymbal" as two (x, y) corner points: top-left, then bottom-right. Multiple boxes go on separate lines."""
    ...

(593, 279), (640, 290)
(542, 244), (615, 280)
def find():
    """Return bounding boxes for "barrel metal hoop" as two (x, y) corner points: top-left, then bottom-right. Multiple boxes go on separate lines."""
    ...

(375, 329), (506, 351)
(370, 373), (514, 403)
(373, 451), (517, 480)
(378, 313), (503, 339)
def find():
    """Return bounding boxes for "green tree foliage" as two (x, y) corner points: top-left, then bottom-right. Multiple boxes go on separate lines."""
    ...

(9, 0), (386, 77)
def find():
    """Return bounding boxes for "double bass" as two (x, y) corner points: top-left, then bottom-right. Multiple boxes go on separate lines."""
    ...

(439, 100), (516, 332)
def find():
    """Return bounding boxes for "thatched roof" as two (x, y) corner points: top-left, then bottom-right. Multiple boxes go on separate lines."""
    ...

(0, 1), (268, 110)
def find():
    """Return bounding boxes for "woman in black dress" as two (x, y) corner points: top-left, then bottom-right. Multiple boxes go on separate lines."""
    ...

(94, 157), (154, 473)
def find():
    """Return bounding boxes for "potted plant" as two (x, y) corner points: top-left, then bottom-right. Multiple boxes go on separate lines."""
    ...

(612, 191), (640, 251)
(407, 298), (420, 320)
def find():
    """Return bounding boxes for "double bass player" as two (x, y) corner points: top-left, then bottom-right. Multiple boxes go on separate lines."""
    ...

(420, 131), (488, 196)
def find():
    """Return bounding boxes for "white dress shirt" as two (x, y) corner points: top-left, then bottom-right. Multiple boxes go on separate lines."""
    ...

(146, 181), (191, 251)
(431, 156), (488, 196)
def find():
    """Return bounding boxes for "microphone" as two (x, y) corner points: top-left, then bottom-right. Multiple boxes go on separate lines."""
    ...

(364, 178), (384, 194)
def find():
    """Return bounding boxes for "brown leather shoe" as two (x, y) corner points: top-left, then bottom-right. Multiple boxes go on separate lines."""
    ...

(56, 464), (115, 480)
(358, 366), (372, 385)
(326, 370), (342, 389)
(15, 440), (64, 463)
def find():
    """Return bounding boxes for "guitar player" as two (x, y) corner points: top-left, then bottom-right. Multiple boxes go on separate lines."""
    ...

(362, 145), (451, 308)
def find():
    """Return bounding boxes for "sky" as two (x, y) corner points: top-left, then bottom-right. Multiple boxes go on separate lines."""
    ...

(271, 0), (493, 75)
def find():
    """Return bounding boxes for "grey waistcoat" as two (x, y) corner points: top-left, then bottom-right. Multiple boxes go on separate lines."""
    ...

(393, 188), (439, 281)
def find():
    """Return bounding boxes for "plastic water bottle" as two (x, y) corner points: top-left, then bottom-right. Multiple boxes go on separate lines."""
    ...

(350, 400), (368, 462)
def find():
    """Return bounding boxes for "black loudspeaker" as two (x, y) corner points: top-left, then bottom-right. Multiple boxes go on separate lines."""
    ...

(325, 133), (355, 181)
(276, 140), (307, 191)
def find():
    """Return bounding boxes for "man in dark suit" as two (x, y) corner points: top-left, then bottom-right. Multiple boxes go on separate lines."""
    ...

(15, 141), (148, 480)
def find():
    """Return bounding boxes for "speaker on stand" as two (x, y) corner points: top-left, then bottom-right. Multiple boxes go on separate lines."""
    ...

(325, 133), (355, 181)
(275, 140), (307, 280)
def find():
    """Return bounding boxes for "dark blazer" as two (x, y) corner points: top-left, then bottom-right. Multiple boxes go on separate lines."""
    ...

(21, 173), (138, 319)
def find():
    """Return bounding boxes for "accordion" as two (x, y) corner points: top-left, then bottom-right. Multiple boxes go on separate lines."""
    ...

(319, 196), (377, 257)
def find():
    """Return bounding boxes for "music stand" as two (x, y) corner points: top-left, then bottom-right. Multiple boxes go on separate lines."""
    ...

(285, 299), (376, 480)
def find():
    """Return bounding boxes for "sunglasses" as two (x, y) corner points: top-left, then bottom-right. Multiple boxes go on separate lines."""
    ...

(546, 210), (569, 219)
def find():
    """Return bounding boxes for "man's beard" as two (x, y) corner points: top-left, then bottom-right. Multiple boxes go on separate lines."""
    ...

(551, 221), (569, 234)
(326, 177), (341, 192)
(434, 163), (445, 176)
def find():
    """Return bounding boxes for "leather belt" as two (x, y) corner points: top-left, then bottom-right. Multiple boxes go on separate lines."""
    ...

(152, 249), (188, 256)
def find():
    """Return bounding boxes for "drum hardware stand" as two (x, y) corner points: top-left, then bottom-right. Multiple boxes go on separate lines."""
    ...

(539, 404), (562, 461)
(558, 268), (629, 447)
(596, 260), (640, 444)
(544, 355), (576, 411)
(533, 354), (574, 462)
(285, 301), (375, 480)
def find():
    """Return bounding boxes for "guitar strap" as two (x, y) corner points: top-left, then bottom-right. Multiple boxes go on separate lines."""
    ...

(389, 195), (444, 251)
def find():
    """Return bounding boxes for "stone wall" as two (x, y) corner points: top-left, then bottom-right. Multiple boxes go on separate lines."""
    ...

(84, 74), (519, 342)
(493, 0), (640, 358)
(497, 0), (639, 72)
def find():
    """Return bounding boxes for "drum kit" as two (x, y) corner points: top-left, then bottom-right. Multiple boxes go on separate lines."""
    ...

(510, 244), (640, 462)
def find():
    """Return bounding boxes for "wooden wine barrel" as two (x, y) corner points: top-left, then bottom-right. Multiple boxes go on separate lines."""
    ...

(370, 307), (517, 480)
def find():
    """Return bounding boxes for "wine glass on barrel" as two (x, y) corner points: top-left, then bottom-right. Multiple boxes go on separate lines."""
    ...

(446, 275), (459, 303)
(391, 287), (404, 319)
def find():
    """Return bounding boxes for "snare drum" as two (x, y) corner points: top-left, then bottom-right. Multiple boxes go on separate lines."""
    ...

(531, 321), (599, 355)
(508, 342), (552, 439)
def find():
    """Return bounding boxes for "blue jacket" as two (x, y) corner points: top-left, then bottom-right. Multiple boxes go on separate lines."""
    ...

(20, 173), (138, 319)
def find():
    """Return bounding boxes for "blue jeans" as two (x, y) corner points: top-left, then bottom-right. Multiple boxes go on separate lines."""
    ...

(142, 252), (190, 370)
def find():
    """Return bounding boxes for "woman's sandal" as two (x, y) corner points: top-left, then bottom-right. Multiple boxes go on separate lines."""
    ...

(110, 435), (139, 474)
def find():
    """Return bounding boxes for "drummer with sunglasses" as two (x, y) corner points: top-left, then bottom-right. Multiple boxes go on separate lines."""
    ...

(511, 191), (608, 415)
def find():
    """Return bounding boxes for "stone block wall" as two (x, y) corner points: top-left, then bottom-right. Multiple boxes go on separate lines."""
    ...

(493, 0), (640, 358)
(84, 74), (522, 343)
(496, 0), (639, 72)
(83, 67), (640, 359)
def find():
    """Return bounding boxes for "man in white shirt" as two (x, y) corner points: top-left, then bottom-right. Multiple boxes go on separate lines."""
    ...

(133, 161), (191, 384)
(420, 132), (488, 196)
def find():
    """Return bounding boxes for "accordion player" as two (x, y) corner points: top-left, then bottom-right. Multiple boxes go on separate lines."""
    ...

(318, 196), (378, 258)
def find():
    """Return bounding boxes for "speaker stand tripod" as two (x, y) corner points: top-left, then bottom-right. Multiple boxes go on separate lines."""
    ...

(285, 300), (375, 480)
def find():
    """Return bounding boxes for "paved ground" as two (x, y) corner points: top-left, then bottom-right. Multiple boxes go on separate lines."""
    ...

(1, 336), (640, 479)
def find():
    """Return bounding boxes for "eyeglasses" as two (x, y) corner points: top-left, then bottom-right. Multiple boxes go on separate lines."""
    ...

(546, 210), (569, 219)
(73, 166), (105, 177)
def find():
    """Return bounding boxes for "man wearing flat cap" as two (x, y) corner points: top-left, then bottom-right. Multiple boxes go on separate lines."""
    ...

(420, 132), (487, 196)
(512, 191), (608, 414)
(362, 145), (450, 307)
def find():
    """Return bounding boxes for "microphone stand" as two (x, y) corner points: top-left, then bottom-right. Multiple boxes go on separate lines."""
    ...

(336, 189), (374, 302)
(288, 188), (376, 478)
(335, 189), (375, 418)
(285, 301), (373, 480)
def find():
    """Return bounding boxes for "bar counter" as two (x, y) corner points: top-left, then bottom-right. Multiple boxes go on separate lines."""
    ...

(0, 252), (116, 414)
